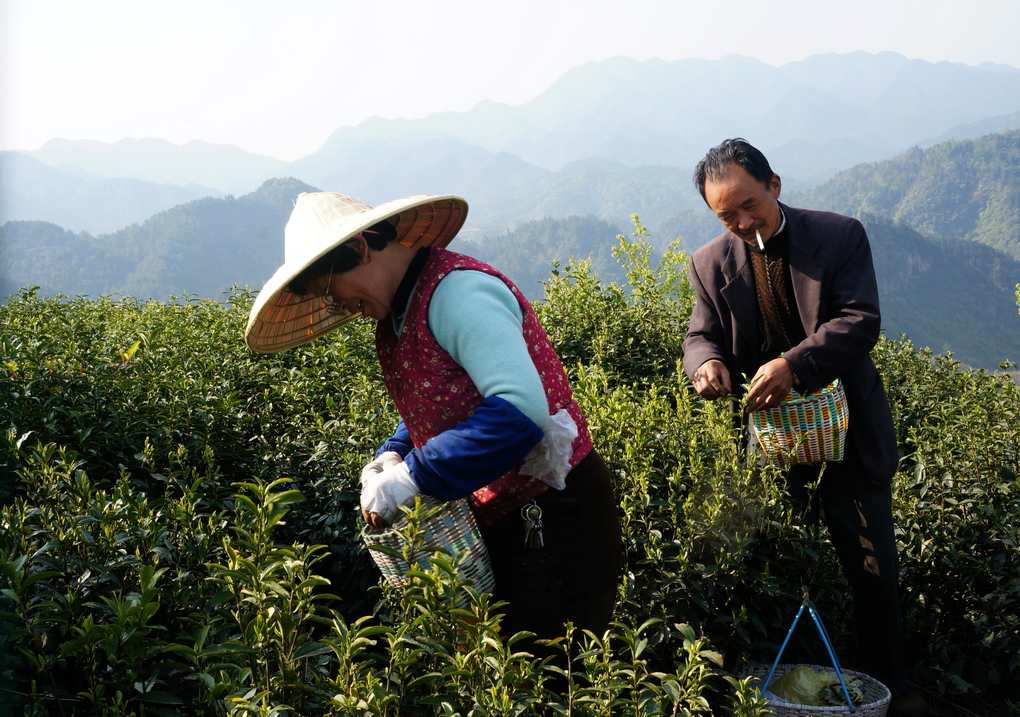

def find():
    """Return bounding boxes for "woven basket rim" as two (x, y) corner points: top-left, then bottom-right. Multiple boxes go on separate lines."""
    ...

(769, 380), (845, 410)
(746, 662), (890, 713)
(361, 496), (447, 542)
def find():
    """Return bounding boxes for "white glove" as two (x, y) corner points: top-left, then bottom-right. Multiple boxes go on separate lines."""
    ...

(359, 451), (404, 486)
(360, 462), (420, 525)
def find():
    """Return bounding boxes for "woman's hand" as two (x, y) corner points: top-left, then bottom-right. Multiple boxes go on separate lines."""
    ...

(360, 462), (419, 527)
(359, 451), (404, 486)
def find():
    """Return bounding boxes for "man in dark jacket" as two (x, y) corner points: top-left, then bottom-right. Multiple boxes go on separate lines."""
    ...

(683, 138), (925, 716)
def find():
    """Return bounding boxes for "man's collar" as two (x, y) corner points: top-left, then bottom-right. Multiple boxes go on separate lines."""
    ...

(772, 206), (787, 239)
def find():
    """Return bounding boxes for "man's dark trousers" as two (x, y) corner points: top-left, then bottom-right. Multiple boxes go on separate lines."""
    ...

(786, 446), (904, 690)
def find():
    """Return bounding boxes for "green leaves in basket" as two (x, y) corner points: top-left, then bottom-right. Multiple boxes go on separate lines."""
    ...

(821, 677), (863, 706)
(768, 666), (863, 706)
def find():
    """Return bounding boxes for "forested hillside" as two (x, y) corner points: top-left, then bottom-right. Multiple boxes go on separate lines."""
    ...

(4, 186), (1019, 367)
(798, 130), (1020, 259)
(0, 178), (313, 299)
(467, 215), (627, 297)
(856, 215), (1020, 366)
(470, 213), (1020, 367)
(5, 131), (1020, 367)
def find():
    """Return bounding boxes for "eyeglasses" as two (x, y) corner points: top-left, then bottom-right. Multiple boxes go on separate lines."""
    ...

(296, 229), (382, 308)
(321, 261), (341, 314)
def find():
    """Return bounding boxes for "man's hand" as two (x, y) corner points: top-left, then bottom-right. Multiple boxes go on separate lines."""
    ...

(745, 357), (796, 413)
(692, 359), (733, 399)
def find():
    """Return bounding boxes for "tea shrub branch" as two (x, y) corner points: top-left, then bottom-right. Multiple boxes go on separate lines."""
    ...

(1, 219), (1017, 714)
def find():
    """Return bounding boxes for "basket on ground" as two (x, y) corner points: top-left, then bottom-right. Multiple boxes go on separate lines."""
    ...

(747, 663), (890, 717)
(749, 378), (849, 464)
(362, 496), (495, 593)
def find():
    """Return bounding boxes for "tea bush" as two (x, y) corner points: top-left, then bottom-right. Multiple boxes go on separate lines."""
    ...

(1, 224), (1017, 714)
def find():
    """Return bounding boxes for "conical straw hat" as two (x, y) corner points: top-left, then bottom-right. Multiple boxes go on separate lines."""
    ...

(245, 192), (468, 353)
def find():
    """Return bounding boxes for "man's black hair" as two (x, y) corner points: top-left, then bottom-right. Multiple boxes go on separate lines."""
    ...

(287, 219), (396, 295)
(693, 138), (776, 203)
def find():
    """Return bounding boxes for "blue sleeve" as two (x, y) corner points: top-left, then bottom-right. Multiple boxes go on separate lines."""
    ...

(404, 395), (543, 500)
(428, 270), (549, 426)
(398, 270), (549, 499)
(375, 420), (412, 458)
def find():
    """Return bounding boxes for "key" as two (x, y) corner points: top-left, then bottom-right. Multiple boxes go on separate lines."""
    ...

(521, 500), (544, 550)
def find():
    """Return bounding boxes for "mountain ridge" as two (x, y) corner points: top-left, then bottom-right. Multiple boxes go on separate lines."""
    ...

(30, 137), (289, 196)
(0, 151), (219, 234)
(22, 52), (1020, 204)
(4, 170), (1018, 368)
(795, 130), (1020, 259)
(1, 177), (316, 300)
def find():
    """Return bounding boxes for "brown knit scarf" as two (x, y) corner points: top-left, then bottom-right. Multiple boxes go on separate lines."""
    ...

(750, 235), (804, 355)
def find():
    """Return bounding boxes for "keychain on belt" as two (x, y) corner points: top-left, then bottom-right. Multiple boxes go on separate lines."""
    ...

(522, 500), (544, 549)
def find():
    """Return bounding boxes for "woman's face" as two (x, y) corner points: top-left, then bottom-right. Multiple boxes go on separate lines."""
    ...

(306, 236), (394, 321)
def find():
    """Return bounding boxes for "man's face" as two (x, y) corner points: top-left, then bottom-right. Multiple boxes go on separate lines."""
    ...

(703, 163), (782, 247)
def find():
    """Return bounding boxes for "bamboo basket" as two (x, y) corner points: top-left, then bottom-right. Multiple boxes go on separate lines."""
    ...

(749, 379), (849, 464)
(747, 663), (890, 716)
(362, 496), (495, 593)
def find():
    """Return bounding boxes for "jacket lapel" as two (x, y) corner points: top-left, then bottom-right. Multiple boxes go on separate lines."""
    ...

(783, 203), (823, 334)
(719, 236), (761, 363)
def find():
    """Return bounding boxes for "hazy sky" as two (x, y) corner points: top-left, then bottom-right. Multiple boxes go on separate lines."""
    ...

(3, 0), (1020, 160)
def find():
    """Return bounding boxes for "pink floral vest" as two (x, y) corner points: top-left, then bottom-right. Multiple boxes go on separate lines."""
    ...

(375, 249), (593, 526)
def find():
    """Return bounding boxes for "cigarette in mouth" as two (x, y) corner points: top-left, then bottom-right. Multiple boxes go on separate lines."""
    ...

(755, 229), (765, 251)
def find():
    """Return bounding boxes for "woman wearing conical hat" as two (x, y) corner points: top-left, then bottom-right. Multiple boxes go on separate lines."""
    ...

(246, 192), (622, 640)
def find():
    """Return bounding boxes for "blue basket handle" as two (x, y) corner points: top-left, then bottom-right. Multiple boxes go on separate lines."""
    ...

(761, 590), (857, 711)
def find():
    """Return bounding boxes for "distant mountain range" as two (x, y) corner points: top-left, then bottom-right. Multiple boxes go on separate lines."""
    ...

(313, 53), (1020, 181)
(4, 134), (1020, 367)
(923, 109), (1020, 146)
(0, 152), (218, 234)
(12, 52), (1020, 237)
(3, 52), (1020, 366)
(30, 138), (289, 196)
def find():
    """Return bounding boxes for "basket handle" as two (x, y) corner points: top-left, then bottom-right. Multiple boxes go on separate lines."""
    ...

(761, 590), (857, 711)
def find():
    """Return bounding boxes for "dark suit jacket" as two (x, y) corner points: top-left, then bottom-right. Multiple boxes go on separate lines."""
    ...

(682, 203), (898, 484)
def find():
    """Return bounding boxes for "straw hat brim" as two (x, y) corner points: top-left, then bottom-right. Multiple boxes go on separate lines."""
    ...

(245, 194), (468, 353)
